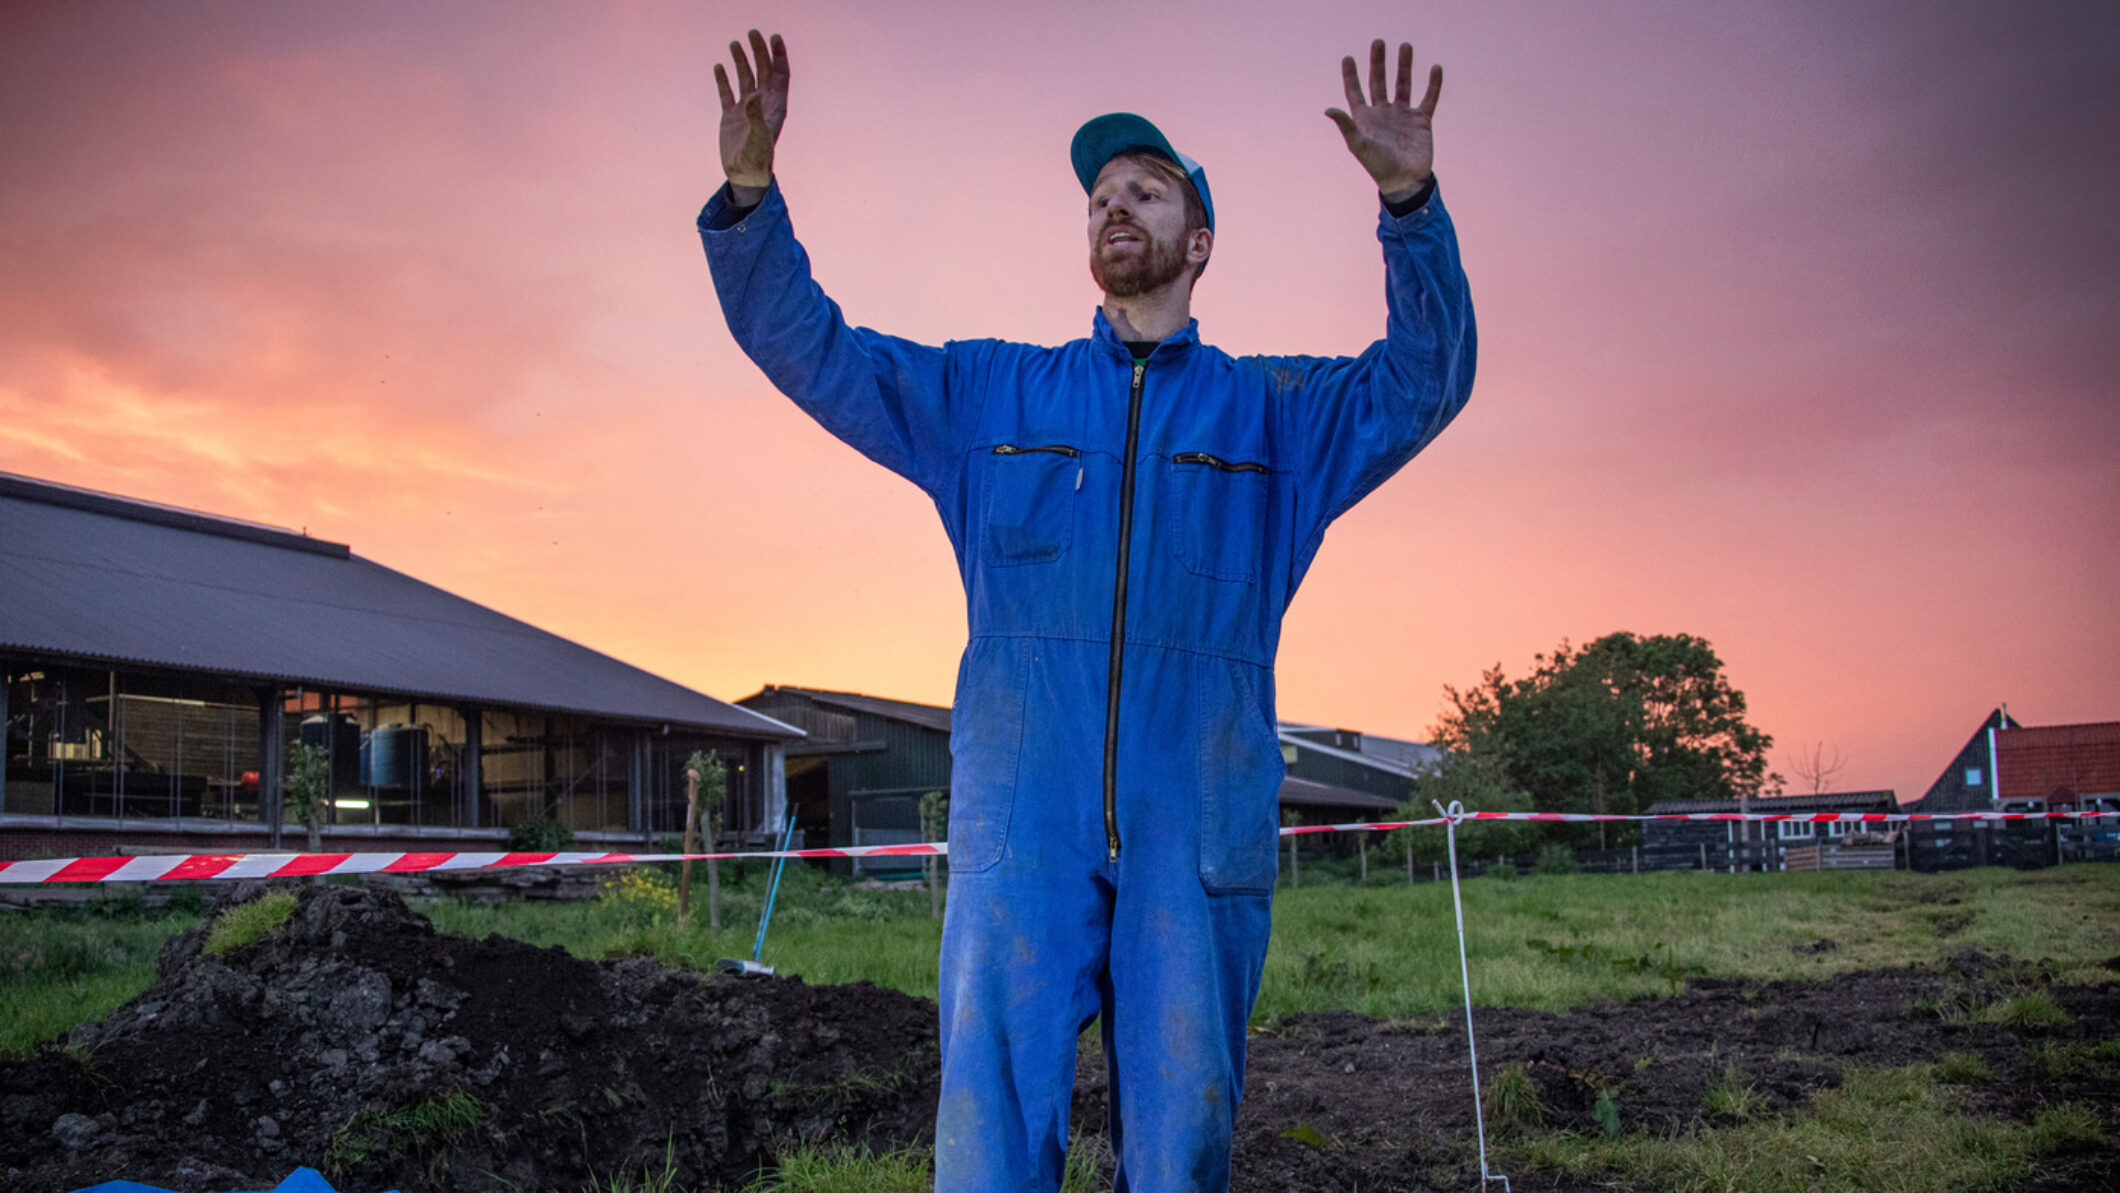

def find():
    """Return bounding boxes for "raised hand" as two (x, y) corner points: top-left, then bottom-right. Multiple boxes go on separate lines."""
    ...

(1325, 40), (1442, 201)
(714, 30), (789, 196)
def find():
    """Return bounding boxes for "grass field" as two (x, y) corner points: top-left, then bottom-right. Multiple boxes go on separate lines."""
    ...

(5, 862), (2117, 1190)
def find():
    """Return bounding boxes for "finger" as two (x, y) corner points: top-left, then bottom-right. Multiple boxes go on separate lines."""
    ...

(768, 31), (789, 88)
(1420, 63), (1443, 116)
(1324, 108), (1358, 142)
(747, 28), (772, 84)
(1395, 43), (1413, 106)
(1340, 55), (1364, 110)
(730, 39), (755, 95)
(714, 63), (736, 112)
(1368, 39), (1387, 105)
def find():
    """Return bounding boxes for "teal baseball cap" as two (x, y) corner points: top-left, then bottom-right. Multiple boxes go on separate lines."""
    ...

(1070, 113), (1214, 233)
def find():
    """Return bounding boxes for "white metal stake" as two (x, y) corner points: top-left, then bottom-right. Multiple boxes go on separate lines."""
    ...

(1436, 799), (1510, 1192)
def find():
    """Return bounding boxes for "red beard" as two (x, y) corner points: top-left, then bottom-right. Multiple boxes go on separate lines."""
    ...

(1090, 224), (1190, 297)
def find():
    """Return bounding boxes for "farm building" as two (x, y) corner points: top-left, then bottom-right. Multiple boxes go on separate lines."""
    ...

(1906, 708), (2120, 868)
(735, 686), (1433, 864)
(0, 472), (802, 862)
(1640, 790), (1900, 872)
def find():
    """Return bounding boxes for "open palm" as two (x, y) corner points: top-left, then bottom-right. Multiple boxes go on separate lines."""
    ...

(715, 29), (788, 190)
(1326, 40), (1442, 199)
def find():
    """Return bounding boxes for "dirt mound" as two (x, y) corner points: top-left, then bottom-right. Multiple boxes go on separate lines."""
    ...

(0, 884), (937, 1193)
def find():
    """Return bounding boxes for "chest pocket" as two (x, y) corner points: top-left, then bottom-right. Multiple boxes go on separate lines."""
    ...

(1167, 451), (1268, 584)
(982, 444), (1081, 566)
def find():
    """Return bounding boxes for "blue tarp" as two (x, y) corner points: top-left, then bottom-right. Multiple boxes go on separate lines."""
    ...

(72, 1168), (394, 1193)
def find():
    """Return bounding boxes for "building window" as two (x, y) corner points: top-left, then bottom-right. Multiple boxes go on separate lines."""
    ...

(1778, 821), (1815, 839)
(1965, 767), (1983, 787)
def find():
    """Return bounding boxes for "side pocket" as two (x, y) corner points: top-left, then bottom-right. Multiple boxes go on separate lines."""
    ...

(1197, 656), (1284, 895)
(1168, 453), (1267, 583)
(945, 639), (1029, 874)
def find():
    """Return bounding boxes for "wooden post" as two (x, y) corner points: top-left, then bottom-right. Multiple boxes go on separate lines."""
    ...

(1290, 833), (1300, 889)
(1359, 835), (1368, 882)
(1632, 845), (1640, 875)
(680, 768), (698, 920)
(1432, 860), (1440, 883)
(1698, 841), (1708, 872)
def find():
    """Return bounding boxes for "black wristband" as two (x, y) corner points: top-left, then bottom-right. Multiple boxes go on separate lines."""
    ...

(1384, 177), (1436, 219)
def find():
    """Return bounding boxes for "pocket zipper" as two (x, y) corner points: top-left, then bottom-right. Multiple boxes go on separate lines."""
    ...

(993, 443), (1081, 457)
(1172, 451), (1266, 473)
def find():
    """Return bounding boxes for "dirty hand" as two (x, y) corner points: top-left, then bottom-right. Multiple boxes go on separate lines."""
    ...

(1325, 39), (1442, 202)
(714, 29), (789, 201)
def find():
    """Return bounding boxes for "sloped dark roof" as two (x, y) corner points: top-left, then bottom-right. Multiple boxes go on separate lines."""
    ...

(1277, 775), (1401, 813)
(749, 685), (954, 735)
(1644, 790), (1898, 815)
(0, 472), (799, 739)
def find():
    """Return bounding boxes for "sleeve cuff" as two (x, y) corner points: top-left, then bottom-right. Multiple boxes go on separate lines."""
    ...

(699, 179), (779, 233)
(1381, 176), (1437, 220)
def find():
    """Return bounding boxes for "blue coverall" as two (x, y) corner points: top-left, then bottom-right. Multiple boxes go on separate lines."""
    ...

(699, 179), (1475, 1191)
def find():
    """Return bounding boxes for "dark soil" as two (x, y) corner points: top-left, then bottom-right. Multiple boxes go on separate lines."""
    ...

(3, 887), (2115, 1193)
(0, 884), (938, 1193)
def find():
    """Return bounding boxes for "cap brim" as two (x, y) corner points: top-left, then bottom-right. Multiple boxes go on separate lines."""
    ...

(1070, 112), (1214, 232)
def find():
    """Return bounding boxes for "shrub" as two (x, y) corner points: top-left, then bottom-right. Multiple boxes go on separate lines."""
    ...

(1486, 862), (1520, 881)
(1535, 843), (1579, 876)
(508, 817), (576, 851)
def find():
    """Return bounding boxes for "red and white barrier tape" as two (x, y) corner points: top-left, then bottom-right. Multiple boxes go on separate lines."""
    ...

(1, 809), (2111, 884)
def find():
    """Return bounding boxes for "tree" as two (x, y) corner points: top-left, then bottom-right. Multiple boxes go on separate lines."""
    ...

(287, 743), (331, 858)
(1391, 750), (1542, 871)
(1433, 632), (1773, 846)
(919, 790), (948, 920)
(681, 751), (727, 929)
(1788, 742), (1847, 796)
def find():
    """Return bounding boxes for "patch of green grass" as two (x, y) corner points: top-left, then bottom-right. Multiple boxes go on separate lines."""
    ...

(1517, 1065), (2058, 1192)
(323, 1088), (483, 1174)
(1932, 1051), (1991, 1084)
(1979, 989), (2072, 1032)
(744, 1145), (932, 1192)
(586, 1140), (680, 1193)
(2029, 1102), (2107, 1153)
(1255, 866), (2120, 1021)
(1703, 1063), (1760, 1120)
(203, 890), (297, 956)
(743, 1138), (1104, 1193)
(1483, 1062), (1546, 1135)
(0, 907), (199, 1059)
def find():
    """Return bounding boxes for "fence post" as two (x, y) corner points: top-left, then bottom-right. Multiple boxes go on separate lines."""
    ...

(1433, 861), (1441, 884)
(1698, 841), (1708, 872)
(1632, 845), (1640, 875)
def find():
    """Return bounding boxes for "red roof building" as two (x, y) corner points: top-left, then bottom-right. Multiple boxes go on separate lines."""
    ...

(1913, 709), (2120, 812)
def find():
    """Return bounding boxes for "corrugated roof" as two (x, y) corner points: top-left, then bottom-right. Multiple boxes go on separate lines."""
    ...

(0, 473), (799, 739)
(1278, 775), (1402, 813)
(1998, 721), (2120, 801)
(1276, 723), (1437, 778)
(753, 686), (955, 735)
(1644, 790), (1899, 815)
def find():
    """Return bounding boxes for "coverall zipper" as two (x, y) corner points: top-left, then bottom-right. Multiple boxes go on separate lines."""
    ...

(1102, 358), (1147, 862)
(992, 443), (1081, 457)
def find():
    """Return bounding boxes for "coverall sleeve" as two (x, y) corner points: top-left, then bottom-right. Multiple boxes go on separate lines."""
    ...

(697, 182), (973, 499)
(1269, 182), (1477, 550)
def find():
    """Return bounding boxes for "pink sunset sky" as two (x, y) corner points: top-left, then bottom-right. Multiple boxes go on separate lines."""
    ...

(2, 1), (2113, 801)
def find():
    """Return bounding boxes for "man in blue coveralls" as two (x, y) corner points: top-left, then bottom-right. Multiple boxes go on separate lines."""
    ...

(700, 29), (1475, 1191)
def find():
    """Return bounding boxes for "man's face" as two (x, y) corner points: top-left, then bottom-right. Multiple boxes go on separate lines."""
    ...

(1087, 156), (1204, 299)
